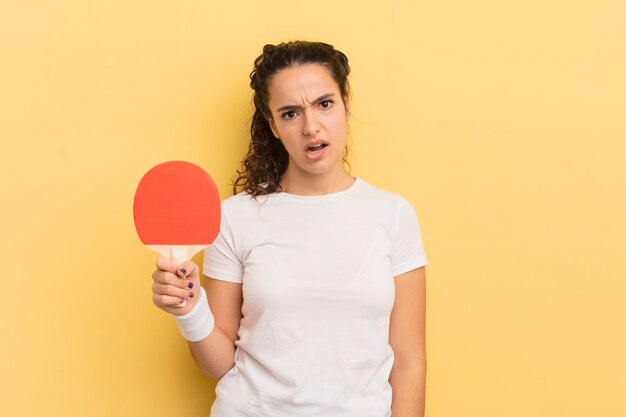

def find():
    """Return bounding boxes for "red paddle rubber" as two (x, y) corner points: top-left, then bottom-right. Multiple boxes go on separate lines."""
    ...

(133, 161), (221, 307)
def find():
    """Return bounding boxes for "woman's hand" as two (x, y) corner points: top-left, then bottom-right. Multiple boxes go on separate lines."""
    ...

(151, 257), (201, 316)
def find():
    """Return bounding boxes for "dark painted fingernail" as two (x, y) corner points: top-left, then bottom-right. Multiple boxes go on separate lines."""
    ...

(179, 268), (187, 276)
(188, 282), (194, 289)
(189, 292), (194, 298)
(179, 298), (185, 304)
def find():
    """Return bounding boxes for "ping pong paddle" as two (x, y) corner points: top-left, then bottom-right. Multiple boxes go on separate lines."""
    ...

(133, 161), (221, 307)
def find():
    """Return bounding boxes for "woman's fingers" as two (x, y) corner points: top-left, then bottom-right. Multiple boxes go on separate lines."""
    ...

(151, 258), (201, 313)
(153, 293), (186, 308)
(153, 281), (195, 300)
(154, 257), (199, 283)
(152, 268), (188, 288)
(176, 260), (199, 279)
(155, 256), (183, 274)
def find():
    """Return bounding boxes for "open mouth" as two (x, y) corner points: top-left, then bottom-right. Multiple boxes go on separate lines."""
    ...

(306, 139), (329, 151)
(307, 143), (328, 153)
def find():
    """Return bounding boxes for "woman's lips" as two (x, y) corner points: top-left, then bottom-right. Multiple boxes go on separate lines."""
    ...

(305, 143), (328, 160)
(305, 140), (329, 151)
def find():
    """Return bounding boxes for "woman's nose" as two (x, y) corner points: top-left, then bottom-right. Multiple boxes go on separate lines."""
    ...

(302, 111), (321, 135)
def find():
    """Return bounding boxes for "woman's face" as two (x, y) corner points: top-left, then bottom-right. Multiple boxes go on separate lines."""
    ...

(267, 63), (349, 179)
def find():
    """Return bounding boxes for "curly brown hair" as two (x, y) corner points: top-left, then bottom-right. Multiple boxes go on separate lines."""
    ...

(231, 41), (352, 198)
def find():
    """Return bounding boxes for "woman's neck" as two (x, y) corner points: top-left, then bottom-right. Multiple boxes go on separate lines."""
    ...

(279, 169), (354, 196)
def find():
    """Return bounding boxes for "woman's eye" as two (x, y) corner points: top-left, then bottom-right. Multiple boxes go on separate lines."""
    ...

(282, 111), (297, 119)
(320, 100), (333, 109)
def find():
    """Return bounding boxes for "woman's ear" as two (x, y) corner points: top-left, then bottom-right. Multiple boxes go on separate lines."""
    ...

(343, 96), (351, 120)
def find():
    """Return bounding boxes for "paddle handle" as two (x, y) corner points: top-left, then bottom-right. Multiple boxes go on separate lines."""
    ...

(148, 244), (209, 308)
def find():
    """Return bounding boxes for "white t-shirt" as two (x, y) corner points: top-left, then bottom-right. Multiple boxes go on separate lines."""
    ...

(203, 176), (427, 417)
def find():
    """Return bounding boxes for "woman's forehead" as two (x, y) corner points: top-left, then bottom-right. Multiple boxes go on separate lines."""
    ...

(268, 64), (340, 106)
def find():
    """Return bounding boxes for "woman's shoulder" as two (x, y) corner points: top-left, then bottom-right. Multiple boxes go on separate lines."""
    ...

(219, 185), (276, 217)
(221, 189), (262, 207)
(356, 177), (407, 207)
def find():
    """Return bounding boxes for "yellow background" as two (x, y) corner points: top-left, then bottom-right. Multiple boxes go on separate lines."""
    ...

(1, 0), (625, 416)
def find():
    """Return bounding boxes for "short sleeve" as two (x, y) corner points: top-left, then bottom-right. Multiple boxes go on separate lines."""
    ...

(202, 207), (244, 283)
(391, 196), (428, 277)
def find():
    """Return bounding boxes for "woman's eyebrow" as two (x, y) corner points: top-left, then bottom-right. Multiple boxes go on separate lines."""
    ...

(276, 93), (336, 112)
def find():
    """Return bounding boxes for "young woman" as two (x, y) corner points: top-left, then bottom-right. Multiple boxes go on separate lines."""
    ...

(151, 41), (428, 417)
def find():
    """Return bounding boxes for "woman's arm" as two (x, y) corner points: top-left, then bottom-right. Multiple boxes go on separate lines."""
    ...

(187, 277), (243, 381)
(389, 266), (427, 417)
(151, 258), (243, 381)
